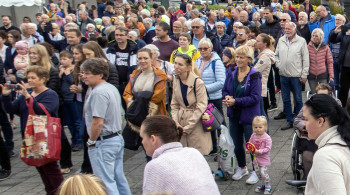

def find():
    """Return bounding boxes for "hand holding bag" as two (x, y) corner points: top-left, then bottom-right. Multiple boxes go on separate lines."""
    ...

(20, 97), (61, 167)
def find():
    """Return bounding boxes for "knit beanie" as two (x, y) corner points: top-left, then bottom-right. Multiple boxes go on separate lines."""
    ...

(15, 41), (29, 51)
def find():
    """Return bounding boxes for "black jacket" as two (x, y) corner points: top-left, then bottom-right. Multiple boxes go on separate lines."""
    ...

(297, 24), (311, 44)
(47, 67), (60, 94)
(143, 29), (156, 44)
(259, 15), (282, 41)
(107, 61), (119, 88)
(190, 31), (223, 55)
(214, 33), (233, 49)
(227, 18), (239, 36)
(329, 23), (350, 67)
(4, 46), (17, 74)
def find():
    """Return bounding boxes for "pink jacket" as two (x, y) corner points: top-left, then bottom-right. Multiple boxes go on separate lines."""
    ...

(14, 54), (29, 72)
(307, 42), (334, 79)
(143, 142), (220, 195)
(249, 133), (272, 166)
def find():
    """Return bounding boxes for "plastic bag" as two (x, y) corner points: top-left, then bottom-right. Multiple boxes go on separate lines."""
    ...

(217, 125), (235, 174)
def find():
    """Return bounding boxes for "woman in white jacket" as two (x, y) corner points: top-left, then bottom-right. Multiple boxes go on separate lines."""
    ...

(303, 94), (350, 195)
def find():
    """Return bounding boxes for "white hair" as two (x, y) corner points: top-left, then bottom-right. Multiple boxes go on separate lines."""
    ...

(335, 14), (346, 22)
(28, 23), (37, 30)
(140, 9), (151, 17)
(311, 28), (324, 42)
(285, 22), (297, 29)
(281, 13), (291, 20)
(234, 22), (243, 27)
(102, 16), (110, 21)
(299, 11), (308, 20)
(216, 21), (226, 29)
(246, 5), (252, 10)
(117, 16), (124, 22)
(19, 23), (28, 31)
(143, 18), (153, 26)
(128, 30), (138, 38)
(184, 20), (192, 30)
(86, 23), (95, 30)
(191, 18), (205, 27)
(252, 12), (260, 20)
(143, 44), (160, 57)
(65, 22), (79, 29)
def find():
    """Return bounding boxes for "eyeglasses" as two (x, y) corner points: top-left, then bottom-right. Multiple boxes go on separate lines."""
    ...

(237, 33), (244, 36)
(198, 47), (209, 51)
(191, 26), (201, 29)
(173, 26), (182, 29)
(280, 19), (287, 22)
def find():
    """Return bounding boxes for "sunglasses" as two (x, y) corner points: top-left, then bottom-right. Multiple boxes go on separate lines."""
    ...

(191, 26), (201, 29)
(198, 47), (209, 51)
(280, 19), (287, 22)
(237, 33), (244, 36)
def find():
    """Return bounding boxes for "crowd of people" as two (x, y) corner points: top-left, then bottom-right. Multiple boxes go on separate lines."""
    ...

(0, 0), (350, 194)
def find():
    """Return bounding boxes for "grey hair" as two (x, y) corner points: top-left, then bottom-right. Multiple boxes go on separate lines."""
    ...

(234, 22), (243, 27)
(140, 9), (151, 17)
(192, 18), (205, 27)
(311, 28), (324, 42)
(19, 23), (28, 31)
(285, 22), (297, 29)
(51, 23), (58, 29)
(335, 14), (346, 22)
(102, 16), (110, 21)
(65, 22), (79, 29)
(198, 38), (213, 49)
(216, 21), (226, 29)
(28, 23), (37, 30)
(65, 15), (73, 20)
(143, 18), (153, 25)
(281, 13), (291, 20)
(287, 0), (292, 5)
(246, 5), (252, 10)
(79, 10), (88, 16)
(184, 20), (192, 30)
(252, 12), (260, 20)
(299, 11), (308, 19)
(129, 30), (140, 37)
(143, 44), (160, 57)
(190, 10), (200, 17)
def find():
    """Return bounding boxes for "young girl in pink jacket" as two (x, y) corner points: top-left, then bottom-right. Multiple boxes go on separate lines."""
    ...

(13, 41), (29, 81)
(246, 116), (272, 194)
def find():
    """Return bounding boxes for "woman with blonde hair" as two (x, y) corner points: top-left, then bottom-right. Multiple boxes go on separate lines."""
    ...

(58, 174), (108, 195)
(171, 53), (210, 155)
(255, 33), (276, 116)
(222, 45), (261, 183)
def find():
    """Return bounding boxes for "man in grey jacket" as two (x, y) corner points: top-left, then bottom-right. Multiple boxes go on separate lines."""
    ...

(275, 22), (310, 130)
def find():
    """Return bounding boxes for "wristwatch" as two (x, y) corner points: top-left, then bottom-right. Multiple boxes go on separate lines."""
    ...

(87, 139), (96, 147)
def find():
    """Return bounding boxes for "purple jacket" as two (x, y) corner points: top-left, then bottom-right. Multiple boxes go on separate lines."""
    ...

(222, 66), (261, 124)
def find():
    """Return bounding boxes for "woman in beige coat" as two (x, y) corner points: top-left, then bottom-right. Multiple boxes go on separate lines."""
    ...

(171, 53), (211, 155)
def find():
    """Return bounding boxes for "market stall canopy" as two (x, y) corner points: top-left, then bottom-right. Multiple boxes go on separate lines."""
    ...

(0, 0), (43, 7)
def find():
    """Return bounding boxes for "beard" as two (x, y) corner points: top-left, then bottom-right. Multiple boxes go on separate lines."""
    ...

(299, 20), (307, 25)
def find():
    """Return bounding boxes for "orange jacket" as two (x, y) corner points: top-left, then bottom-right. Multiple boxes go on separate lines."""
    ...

(123, 66), (169, 116)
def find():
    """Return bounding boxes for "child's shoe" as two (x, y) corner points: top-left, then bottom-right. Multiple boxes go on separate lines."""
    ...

(232, 167), (249, 180)
(255, 185), (265, 193)
(264, 186), (272, 194)
(246, 171), (259, 184)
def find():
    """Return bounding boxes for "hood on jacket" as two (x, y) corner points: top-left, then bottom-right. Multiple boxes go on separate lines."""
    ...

(260, 49), (276, 64)
(108, 39), (138, 53)
(266, 15), (280, 25)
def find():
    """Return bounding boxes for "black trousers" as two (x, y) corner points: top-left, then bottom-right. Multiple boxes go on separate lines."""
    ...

(267, 65), (281, 105)
(81, 127), (93, 173)
(339, 66), (350, 107)
(0, 134), (11, 170)
(209, 99), (225, 152)
(59, 131), (73, 169)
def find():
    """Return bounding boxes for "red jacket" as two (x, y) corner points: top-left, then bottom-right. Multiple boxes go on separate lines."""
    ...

(289, 5), (298, 21)
(307, 42), (334, 79)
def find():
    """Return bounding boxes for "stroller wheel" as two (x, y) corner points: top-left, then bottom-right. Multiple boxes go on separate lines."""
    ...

(223, 172), (230, 181)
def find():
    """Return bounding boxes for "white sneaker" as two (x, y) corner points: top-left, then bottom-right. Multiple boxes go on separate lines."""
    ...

(246, 171), (259, 184)
(232, 167), (249, 180)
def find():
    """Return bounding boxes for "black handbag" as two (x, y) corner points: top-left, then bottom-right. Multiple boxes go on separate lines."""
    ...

(122, 124), (142, 151)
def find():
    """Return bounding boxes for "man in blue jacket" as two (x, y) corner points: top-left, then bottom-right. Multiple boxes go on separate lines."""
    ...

(315, 5), (335, 42)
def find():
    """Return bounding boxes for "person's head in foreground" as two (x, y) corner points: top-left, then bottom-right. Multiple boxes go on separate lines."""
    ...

(140, 115), (182, 157)
(58, 174), (107, 195)
(303, 94), (350, 141)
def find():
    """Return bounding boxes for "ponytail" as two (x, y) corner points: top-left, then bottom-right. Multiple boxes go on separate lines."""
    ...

(336, 105), (350, 150)
(192, 61), (201, 77)
(268, 35), (275, 51)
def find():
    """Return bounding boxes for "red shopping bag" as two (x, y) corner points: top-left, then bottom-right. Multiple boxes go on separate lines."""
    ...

(20, 97), (61, 167)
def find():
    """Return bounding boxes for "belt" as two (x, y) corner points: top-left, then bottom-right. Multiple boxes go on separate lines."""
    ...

(97, 132), (119, 141)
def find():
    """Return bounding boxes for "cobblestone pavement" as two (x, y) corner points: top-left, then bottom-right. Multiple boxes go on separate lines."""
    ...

(0, 92), (306, 195)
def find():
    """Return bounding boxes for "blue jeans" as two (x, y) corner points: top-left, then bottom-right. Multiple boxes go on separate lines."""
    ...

(62, 100), (82, 146)
(88, 135), (131, 195)
(75, 101), (85, 139)
(333, 57), (341, 91)
(280, 76), (303, 124)
(229, 117), (253, 168)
